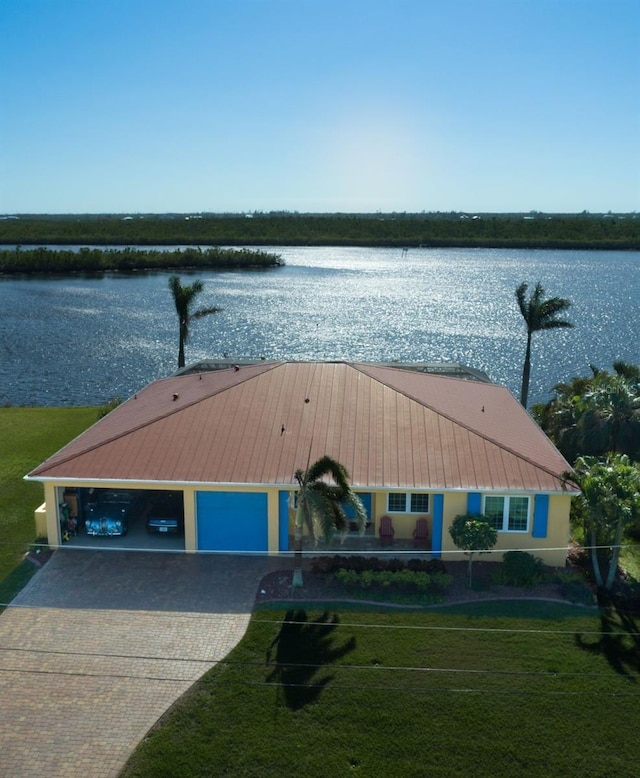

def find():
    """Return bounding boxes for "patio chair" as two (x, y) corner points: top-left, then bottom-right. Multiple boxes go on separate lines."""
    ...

(412, 517), (429, 549)
(379, 515), (395, 546)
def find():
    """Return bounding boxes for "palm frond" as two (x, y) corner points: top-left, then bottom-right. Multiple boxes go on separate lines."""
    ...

(191, 306), (223, 320)
(294, 455), (366, 544)
(305, 455), (351, 494)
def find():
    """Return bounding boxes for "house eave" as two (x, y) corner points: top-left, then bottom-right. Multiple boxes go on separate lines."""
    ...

(24, 474), (577, 495)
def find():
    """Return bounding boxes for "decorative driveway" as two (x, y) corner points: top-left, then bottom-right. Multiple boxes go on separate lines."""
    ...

(0, 550), (283, 778)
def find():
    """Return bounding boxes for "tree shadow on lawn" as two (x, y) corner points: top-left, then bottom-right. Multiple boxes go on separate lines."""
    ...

(575, 595), (640, 680)
(265, 609), (356, 710)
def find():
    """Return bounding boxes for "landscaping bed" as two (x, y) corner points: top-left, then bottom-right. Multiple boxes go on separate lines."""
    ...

(255, 556), (596, 608)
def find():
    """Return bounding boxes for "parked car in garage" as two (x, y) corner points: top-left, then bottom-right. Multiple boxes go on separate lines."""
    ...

(146, 491), (184, 534)
(85, 490), (139, 536)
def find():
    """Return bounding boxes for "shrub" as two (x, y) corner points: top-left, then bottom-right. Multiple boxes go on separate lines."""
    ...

(430, 572), (453, 592)
(407, 557), (448, 574)
(311, 555), (448, 576)
(495, 551), (546, 587)
(333, 568), (452, 596)
(310, 556), (334, 574)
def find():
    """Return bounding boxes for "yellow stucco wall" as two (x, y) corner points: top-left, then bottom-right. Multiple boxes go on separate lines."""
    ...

(34, 502), (48, 538)
(182, 486), (197, 552)
(368, 489), (572, 567)
(439, 492), (572, 567)
(44, 482), (61, 547)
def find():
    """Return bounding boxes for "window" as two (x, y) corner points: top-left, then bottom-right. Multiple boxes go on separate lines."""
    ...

(483, 495), (529, 532)
(387, 493), (430, 513)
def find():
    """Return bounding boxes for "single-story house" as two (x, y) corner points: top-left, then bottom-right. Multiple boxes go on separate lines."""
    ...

(26, 361), (578, 565)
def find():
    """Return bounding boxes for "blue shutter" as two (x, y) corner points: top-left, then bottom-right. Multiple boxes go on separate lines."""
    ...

(278, 491), (290, 551)
(343, 493), (372, 521)
(467, 492), (482, 514)
(431, 494), (444, 558)
(532, 494), (549, 538)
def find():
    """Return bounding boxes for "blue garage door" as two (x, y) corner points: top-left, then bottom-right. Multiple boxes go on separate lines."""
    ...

(196, 491), (268, 552)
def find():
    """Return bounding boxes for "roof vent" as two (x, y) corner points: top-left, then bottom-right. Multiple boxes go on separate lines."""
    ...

(172, 393), (179, 401)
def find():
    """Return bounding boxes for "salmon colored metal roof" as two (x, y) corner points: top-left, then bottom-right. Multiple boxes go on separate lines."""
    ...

(27, 362), (576, 493)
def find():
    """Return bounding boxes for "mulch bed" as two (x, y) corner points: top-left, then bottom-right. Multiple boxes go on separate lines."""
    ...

(255, 560), (588, 608)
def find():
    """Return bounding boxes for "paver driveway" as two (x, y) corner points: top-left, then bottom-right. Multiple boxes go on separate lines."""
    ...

(0, 549), (282, 778)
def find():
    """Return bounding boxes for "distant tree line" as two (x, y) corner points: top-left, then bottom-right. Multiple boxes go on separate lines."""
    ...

(0, 212), (638, 249)
(0, 246), (283, 274)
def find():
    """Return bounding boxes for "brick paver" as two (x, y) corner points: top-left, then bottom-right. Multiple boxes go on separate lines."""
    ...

(0, 550), (281, 778)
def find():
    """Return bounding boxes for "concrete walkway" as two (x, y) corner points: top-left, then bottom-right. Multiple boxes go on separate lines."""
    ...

(0, 550), (282, 778)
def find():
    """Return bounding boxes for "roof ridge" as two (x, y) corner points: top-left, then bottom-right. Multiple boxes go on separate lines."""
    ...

(30, 362), (284, 474)
(349, 362), (570, 483)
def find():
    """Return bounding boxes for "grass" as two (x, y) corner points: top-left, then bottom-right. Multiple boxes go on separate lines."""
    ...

(121, 604), (640, 778)
(620, 542), (640, 581)
(0, 406), (98, 603)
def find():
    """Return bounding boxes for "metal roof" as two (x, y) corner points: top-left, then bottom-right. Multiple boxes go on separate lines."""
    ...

(27, 361), (575, 493)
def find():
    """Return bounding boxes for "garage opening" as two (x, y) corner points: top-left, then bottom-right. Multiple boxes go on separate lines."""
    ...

(59, 487), (186, 551)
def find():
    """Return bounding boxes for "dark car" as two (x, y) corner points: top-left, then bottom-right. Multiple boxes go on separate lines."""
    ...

(85, 490), (138, 536)
(146, 492), (184, 534)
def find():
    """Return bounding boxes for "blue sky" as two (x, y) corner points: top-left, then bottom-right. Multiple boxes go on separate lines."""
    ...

(1, 0), (638, 214)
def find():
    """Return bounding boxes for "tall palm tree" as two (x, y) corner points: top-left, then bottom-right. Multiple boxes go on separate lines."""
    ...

(516, 281), (573, 408)
(292, 455), (367, 588)
(168, 275), (222, 368)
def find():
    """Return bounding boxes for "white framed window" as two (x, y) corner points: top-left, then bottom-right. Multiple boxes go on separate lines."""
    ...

(483, 495), (530, 532)
(387, 492), (430, 514)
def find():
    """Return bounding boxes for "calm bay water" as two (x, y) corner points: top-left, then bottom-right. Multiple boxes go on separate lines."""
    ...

(0, 246), (638, 407)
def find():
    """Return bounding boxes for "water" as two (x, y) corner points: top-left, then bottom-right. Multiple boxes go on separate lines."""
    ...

(0, 246), (638, 407)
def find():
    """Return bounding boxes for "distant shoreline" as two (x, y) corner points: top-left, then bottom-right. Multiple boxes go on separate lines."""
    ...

(0, 246), (283, 274)
(1, 213), (639, 252)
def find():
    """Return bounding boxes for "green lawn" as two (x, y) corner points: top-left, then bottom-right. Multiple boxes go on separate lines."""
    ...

(121, 604), (640, 777)
(621, 543), (640, 581)
(0, 407), (97, 602)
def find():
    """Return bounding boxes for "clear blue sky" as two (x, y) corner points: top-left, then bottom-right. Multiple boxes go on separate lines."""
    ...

(1, 0), (638, 214)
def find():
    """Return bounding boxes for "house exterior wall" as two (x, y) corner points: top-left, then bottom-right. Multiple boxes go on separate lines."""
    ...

(34, 502), (48, 539)
(182, 486), (197, 552)
(44, 482), (61, 547)
(367, 489), (571, 567)
(439, 491), (571, 567)
(35, 479), (572, 566)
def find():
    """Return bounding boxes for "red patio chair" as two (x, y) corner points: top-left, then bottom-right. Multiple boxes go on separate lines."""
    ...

(379, 515), (395, 546)
(413, 517), (429, 548)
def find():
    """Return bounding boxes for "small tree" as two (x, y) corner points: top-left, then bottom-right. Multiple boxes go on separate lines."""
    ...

(566, 454), (640, 590)
(449, 513), (498, 588)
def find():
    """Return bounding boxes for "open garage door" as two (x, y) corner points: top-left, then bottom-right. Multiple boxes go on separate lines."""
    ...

(60, 487), (186, 551)
(196, 491), (268, 552)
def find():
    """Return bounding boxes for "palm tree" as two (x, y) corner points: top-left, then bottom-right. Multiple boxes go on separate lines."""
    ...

(168, 275), (222, 368)
(292, 455), (367, 588)
(516, 281), (573, 408)
(578, 372), (640, 460)
(533, 363), (640, 464)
